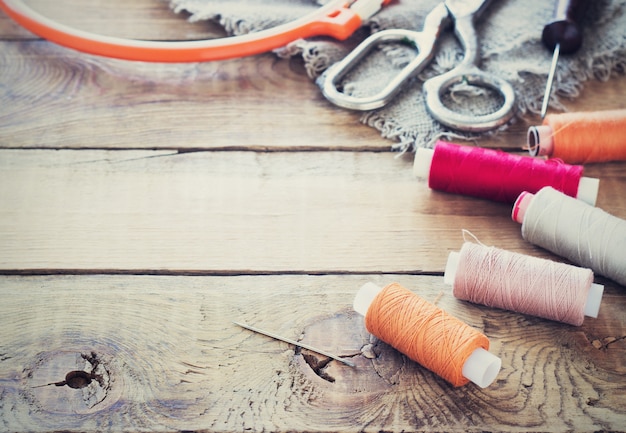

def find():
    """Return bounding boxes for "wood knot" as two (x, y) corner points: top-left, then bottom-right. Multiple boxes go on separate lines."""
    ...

(27, 350), (116, 414)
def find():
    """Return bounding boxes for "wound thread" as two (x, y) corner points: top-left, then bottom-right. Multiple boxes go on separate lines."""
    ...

(520, 187), (626, 286)
(365, 282), (489, 387)
(427, 140), (583, 203)
(453, 242), (593, 326)
(539, 109), (626, 164)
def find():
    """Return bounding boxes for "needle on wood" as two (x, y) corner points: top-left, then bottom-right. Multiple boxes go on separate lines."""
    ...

(233, 321), (355, 367)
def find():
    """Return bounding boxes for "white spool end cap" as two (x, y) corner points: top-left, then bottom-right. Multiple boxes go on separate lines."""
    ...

(463, 347), (502, 388)
(354, 282), (383, 316)
(527, 125), (554, 157)
(413, 148), (434, 179)
(577, 177), (599, 206)
(584, 283), (604, 318)
(512, 191), (535, 224)
(444, 251), (460, 286)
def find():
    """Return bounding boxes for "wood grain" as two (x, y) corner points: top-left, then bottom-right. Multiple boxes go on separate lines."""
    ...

(0, 0), (225, 40)
(0, 40), (388, 151)
(1, 2), (626, 432)
(1, 149), (625, 273)
(0, 274), (624, 432)
(0, 1), (386, 152)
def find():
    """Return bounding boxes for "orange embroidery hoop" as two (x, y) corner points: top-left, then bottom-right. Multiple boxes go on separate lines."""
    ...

(0, 0), (391, 62)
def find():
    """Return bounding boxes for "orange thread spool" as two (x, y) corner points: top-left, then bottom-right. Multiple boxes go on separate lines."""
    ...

(364, 282), (491, 387)
(528, 109), (626, 164)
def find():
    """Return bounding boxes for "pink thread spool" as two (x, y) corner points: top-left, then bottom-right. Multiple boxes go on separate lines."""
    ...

(413, 140), (598, 205)
(444, 242), (603, 326)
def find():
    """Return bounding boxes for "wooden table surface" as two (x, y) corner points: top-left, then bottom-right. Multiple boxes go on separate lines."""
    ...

(1, 2), (625, 432)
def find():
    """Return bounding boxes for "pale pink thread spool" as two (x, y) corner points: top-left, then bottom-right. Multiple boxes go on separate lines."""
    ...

(444, 242), (603, 326)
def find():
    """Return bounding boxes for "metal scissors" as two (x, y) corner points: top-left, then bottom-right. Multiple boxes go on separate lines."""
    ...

(320, 0), (516, 132)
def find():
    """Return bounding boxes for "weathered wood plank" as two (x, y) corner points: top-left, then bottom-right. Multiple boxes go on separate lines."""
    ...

(0, 39), (388, 151)
(0, 274), (624, 432)
(0, 8), (32, 39)
(1, 5), (625, 433)
(1, 149), (625, 274)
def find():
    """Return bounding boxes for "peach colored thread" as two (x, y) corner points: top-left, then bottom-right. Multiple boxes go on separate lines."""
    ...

(365, 282), (489, 387)
(543, 109), (626, 164)
(453, 243), (593, 326)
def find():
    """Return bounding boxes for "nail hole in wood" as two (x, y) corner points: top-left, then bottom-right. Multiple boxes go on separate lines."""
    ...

(63, 370), (94, 389)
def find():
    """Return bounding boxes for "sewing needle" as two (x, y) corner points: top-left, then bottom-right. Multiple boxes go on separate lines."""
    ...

(539, 0), (588, 119)
(233, 321), (355, 367)
(541, 43), (560, 119)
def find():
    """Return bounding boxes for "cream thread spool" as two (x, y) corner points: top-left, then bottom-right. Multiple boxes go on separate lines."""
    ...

(513, 186), (626, 287)
(444, 242), (603, 326)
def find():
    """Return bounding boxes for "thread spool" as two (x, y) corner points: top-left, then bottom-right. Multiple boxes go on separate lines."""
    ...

(528, 109), (626, 164)
(444, 242), (603, 326)
(353, 282), (501, 388)
(413, 140), (598, 205)
(513, 186), (626, 287)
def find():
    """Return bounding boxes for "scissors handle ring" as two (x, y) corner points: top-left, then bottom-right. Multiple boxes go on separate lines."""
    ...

(423, 66), (516, 132)
(320, 28), (439, 111)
